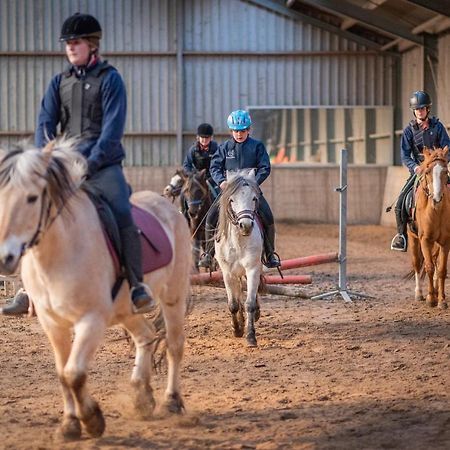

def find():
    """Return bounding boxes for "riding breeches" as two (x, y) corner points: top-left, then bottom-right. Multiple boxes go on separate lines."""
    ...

(84, 164), (134, 229)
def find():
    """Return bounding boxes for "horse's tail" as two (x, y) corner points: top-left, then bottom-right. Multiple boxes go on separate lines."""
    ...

(258, 274), (267, 294)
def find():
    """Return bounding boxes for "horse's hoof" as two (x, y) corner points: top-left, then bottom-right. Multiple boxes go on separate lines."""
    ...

(415, 295), (425, 302)
(426, 297), (438, 307)
(438, 301), (448, 310)
(246, 334), (257, 347)
(57, 415), (81, 441)
(82, 403), (105, 438)
(132, 381), (156, 419)
(164, 392), (185, 415)
(233, 325), (244, 337)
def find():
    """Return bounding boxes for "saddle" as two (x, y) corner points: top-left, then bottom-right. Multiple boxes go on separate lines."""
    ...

(87, 191), (172, 277)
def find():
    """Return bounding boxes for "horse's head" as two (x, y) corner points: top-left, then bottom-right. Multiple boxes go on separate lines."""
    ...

(220, 169), (260, 236)
(182, 169), (209, 221)
(0, 139), (86, 274)
(163, 169), (186, 201)
(419, 146), (449, 204)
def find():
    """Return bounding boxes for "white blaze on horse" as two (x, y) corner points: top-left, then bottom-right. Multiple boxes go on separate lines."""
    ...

(0, 139), (191, 440)
(162, 169), (185, 202)
(215, 169), (264, 347)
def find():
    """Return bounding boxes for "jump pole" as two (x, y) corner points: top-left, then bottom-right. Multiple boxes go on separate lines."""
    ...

(310, 148), (371, 302)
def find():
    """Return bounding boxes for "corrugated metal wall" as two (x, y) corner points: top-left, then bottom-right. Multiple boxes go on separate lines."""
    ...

(437, 33), (450, 126)
(0, 0), (399, 166)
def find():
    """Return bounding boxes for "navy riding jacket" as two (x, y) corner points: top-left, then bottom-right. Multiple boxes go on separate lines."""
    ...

(209, 136), (271, 186)
(401, 117), (450, 174)
(183, 141), (219, 176)
(35, 60), (126, 170)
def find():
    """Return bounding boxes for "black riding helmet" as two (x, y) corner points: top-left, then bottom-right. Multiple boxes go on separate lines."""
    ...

(197, 123), (214, 137)
(60, 13), (102, 42)
(409, 90), (432, 110)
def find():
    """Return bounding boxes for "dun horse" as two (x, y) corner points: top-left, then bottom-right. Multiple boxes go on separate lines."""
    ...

(0, 140), (191, 439)
(408, 146), (450, 309)
(215, 170), (264, 347)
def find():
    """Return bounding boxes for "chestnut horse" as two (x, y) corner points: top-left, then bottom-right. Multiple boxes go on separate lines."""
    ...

(0, 140), (191, 439)
(408, 146), (450, 309)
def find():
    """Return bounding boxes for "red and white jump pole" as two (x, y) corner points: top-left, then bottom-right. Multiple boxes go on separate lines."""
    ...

(191, 271), (312, 285)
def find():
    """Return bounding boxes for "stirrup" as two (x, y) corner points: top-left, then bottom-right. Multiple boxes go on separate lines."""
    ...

(390, 234), (407, 252)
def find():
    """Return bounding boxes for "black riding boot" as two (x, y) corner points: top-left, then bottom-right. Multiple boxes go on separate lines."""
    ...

(390, 207), (407, 252)
(263, 224), (281, 268)
(198, 224), (215, 269)
(120, 225), (156, 313)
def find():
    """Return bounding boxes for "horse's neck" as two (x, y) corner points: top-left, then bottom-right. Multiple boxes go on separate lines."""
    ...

(32, 192), (104, 267)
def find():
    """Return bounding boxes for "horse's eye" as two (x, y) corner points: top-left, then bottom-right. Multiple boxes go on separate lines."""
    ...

(253, 197), (257, 202)
(230, 199), (234, 203)
(27, 194), (38, 204)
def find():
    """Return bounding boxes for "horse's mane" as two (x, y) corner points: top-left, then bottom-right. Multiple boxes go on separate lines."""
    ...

(217, 171), (260, 239)
(181, 170), (207, 196)
(0, 138), (87, 215)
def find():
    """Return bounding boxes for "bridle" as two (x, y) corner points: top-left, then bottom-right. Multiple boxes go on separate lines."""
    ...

(419, 156), (448, 202)
(226, 183), (260, 227)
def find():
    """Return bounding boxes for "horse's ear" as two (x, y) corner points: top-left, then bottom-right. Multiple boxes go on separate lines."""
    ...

(226, 170), (232, 181)
(443, 146), (449, 157)
(423, 147), (431, 158)
(248, 168), (257, 180)
(199, 168), (207, 177)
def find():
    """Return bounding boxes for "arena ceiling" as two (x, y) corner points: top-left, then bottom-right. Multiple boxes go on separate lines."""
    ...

(247, 0), (450, 53)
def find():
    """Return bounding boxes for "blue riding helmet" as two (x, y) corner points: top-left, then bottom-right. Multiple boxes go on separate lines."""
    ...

(227, 110), (252, 131)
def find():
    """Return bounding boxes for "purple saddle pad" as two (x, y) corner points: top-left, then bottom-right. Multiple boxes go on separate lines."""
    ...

(131, 204), (173, 274)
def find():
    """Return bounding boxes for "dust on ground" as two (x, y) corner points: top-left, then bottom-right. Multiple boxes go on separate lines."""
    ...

(0, 223), (449, 450)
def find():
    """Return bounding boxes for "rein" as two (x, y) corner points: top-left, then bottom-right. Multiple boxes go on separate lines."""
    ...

(21, 182), (80, 256)
(419, 158), (449, 201)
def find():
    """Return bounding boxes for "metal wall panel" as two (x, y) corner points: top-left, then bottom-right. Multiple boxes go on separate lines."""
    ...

(0, 0), (396, 166)
(437, 34), (450, 126)
(400, 47), (423, 126)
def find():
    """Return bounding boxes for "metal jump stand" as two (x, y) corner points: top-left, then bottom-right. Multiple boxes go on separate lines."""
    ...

(311, 148), (372, 302)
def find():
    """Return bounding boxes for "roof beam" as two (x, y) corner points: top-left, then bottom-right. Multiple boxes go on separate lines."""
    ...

(245, 0), (386, 50)
(404, 0), (450, 18)
(296, 0), (424, 45)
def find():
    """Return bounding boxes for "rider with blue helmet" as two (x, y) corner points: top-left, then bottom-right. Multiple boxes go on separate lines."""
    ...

(198, 109), (280, 269)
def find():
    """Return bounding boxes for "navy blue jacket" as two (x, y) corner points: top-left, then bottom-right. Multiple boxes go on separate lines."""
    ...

(401, 117), (450, 174)
(183, 141), (218, 175)
(35, 60), (126, 169)
(210, 137), (271, 186)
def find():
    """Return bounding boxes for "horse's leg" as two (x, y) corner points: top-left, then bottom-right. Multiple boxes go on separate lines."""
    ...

(120, 315), (157, 419)
(223, 272), (244, 338)
(192, 237), (200, 271)
(421, 239), (437, 307)
(160, 301), (186, 414)
(38, 316), (81, 440)
(64, 318), (106, 438)
(436, 244), (449, 309)
(410, 234), (424, 302)
(244, 268), (260, 347)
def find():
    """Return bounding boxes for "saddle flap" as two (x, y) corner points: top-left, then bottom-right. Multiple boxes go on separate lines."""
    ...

(131, 205), (173, 274)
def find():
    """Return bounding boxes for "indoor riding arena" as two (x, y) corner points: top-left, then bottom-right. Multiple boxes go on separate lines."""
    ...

(1, 1), (450, 449)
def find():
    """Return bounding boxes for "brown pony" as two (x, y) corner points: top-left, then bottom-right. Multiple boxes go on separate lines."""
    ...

(408, 146), (450, 308)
